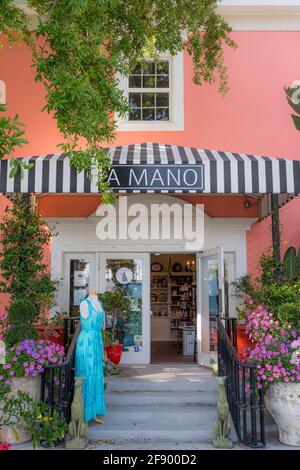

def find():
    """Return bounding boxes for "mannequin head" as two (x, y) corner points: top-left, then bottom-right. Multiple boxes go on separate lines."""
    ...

(90, 287), (97, 297)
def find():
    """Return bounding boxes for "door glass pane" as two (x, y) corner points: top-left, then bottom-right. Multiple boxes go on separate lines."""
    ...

(224, 258), (229, 317)
(105, 259), (143, 353)
(207, 257), (229, 351)
(207, 259), (219, 352)
(69, 259), (90, 316)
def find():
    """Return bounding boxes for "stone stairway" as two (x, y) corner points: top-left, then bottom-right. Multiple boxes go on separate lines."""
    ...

(87, 364), (237, 447)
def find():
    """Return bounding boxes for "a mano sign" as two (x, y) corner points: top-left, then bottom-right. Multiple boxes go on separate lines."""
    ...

(106, 164), (204, 191)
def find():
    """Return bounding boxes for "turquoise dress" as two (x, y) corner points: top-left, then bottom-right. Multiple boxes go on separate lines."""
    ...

(75, 297), (106, 422)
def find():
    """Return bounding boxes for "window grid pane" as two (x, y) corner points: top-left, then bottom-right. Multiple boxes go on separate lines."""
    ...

(128, 60), (170, 121)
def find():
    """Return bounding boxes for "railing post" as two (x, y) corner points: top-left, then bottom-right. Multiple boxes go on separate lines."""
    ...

(63, 318), (68, 352)
(249, 368), (258, 447)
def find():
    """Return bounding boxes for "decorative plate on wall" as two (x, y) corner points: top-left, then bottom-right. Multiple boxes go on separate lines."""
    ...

(151, 262), (163, 272)
(172, 262), (182, 272)
(158, 293), (168, 303)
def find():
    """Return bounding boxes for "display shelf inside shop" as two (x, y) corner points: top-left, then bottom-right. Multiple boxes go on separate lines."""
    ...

(150, 254), (197, 343)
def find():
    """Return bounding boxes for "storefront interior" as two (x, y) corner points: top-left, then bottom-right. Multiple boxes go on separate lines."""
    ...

(150, 253), (197, 363)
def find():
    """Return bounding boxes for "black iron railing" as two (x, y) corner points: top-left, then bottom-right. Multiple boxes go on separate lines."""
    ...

(217, 316), (266, 448)
(63, 316), (80, 352)
(40, 317), (81, 422)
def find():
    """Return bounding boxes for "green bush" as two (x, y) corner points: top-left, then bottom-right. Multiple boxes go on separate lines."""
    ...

(5, 298), (39, 346)
(0, 390), (68, 449)
(277, 302), (300, 327)
(233, 252), (300, 326)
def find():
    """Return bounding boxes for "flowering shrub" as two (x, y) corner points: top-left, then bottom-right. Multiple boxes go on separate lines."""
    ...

(0, 339), (65, 385)
(244, 305), (300, 392)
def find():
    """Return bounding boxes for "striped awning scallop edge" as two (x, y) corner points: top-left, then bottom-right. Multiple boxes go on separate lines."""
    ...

(0, 143), (299, 195)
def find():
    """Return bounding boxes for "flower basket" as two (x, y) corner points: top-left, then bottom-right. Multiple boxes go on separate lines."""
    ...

(105, 344), (123, 365)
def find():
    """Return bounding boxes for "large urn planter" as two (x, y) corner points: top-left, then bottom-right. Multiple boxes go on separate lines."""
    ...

(236, 324), (252, 361)
(0, 376), (40, 445)
(265, 382), (300, 447)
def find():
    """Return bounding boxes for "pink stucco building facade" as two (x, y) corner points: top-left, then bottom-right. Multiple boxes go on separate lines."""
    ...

(1, 1), (300, 364)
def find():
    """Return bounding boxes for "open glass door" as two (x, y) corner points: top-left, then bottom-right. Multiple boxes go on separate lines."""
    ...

(99, 253), (150, 364)
(196, 248), (225, 366)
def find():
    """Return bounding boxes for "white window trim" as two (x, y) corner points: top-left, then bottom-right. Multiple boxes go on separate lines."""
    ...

(116, 52), (184, 132)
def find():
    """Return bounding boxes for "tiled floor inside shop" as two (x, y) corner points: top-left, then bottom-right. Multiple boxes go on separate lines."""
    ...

(151, 341), (195, 363)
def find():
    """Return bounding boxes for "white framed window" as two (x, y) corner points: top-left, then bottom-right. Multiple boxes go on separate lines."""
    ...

(116, 52), (184, 131)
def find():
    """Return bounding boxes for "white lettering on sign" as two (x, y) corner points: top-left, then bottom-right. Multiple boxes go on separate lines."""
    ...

(183, 169), (198, 186)
(129, 168), (148, 186)
(106, 165), (204, 191)
(107, 168), (120, 186)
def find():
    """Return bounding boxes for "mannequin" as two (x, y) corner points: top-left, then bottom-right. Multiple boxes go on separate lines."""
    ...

(75, 287), (106, 424)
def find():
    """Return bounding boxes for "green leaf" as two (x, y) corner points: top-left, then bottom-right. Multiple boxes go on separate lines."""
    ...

(286, 96), (300, 116)
(9, 165), (19, 178)
(291, 114), (300, 131)
(12, 427), (20, 441)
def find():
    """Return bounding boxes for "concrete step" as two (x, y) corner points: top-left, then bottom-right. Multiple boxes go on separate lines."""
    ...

(87, 405), (237, 443)
(106, 379), (216, 393)
(87, 365), (232, 445)
(93, 405), (216, 426)
(106, 391), (217, 407)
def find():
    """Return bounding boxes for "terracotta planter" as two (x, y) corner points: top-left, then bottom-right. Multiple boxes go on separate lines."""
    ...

(35, 325), (64, 346)
(265, 382), (300, 447)
(236, 324), (252, 361)
(105, 344), (123, 365)
(0, 376), (40, 445)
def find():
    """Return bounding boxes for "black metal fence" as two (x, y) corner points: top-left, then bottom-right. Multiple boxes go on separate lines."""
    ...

(40, 317), (80, 422)
(217, 316), (266, 448)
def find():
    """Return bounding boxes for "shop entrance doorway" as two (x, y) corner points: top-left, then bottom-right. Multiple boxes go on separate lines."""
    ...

(150, 253), (197, 363)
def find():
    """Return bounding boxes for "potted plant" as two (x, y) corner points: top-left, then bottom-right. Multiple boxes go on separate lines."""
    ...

(103, 329), (123, 366)
(233, 253), (300, 360)
(0, 338), (65, 444)
(35, 312), (68, 346)
(99, 290), (131, 365)
(232, 274), (254, 360)
(0, 390), (68, 449)
(243, 305), (300, 446)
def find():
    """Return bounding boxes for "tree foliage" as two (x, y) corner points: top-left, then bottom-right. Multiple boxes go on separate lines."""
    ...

(0, 0), (31, 48)
(285, 85), (300, 132)
(0, 103), (34, 177)
(1, 1), (236, 200)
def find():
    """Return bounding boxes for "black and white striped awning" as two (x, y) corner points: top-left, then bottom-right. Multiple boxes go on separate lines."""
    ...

(0, 143), (299, 195)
